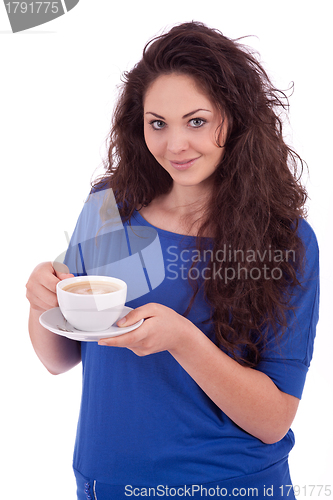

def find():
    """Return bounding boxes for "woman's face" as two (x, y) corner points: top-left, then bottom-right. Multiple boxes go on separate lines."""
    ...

(143, 73), (227, 190)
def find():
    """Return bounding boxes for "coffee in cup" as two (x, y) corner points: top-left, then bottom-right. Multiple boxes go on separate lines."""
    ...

(57, 276), (127, 331)
(62, 281), (121, 295)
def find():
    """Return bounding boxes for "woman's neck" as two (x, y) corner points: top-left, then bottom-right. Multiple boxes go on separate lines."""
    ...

(164, 182), (212, 217)
(138, 182), (213, 236)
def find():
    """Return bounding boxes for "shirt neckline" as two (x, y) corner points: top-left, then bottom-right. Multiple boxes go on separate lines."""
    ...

(132, 210), (204, 242)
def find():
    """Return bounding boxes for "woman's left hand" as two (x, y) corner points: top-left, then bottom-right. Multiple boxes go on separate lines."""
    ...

(98, 303), (194, 356)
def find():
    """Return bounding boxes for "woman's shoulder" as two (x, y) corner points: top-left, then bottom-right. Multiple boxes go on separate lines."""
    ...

(297, 218), (319, 252)
(296, 218), (319, 284)
(90, 179), (110, 194)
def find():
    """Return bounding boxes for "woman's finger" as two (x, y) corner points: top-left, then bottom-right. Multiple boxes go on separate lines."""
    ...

(116, 303), (158, 327)
(98, 323), (145, 347)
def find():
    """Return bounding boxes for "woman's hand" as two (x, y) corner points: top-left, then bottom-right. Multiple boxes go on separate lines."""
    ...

(98, 303), (195, 356)
(26, 261), (74, 312)
(26, 262), (80, 375)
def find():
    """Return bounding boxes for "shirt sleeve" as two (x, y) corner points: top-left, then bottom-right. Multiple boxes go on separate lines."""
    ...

(62, 199), (91, 276)
(255, 219), (320, 399)
(63, 187), (124, 276)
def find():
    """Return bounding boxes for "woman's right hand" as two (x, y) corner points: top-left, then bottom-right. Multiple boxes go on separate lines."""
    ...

(26, 261), (74, 312)
(27, 262), (80, 375)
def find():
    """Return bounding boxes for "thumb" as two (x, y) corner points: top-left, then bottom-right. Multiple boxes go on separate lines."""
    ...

(57, 272), (74, 280)
(117, 307), (145, 327)
(52, 261), (74, 280)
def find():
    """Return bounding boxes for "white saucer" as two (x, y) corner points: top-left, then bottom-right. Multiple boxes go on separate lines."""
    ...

(39, 306), (143, 342)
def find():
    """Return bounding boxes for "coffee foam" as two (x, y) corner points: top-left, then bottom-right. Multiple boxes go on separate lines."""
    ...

(62, 281), (121, 295)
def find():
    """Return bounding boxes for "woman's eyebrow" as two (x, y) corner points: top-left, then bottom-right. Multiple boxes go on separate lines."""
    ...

(183, 108), (212, 119)
(145, 112), (165, 120)
(145, 108), (212, 120)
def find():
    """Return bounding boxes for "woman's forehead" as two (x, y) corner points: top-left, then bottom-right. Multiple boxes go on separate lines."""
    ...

(144, 73), (216, 112)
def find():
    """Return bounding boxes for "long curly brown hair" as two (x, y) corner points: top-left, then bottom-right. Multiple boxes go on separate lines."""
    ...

(93, 21), (308, 367)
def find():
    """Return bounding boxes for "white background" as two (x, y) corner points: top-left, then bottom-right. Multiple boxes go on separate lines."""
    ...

(1, 0), (332, 498)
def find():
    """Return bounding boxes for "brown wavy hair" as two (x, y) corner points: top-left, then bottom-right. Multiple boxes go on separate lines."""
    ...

(93, 21), (308, 367)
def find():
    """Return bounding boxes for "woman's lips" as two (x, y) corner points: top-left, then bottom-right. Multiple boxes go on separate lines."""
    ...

(169, 157), (199, 171)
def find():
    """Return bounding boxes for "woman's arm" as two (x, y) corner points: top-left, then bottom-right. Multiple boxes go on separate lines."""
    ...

(169, 321), (299, 445)
(26, 262), (81, 375)
(99, 303), (299, 444)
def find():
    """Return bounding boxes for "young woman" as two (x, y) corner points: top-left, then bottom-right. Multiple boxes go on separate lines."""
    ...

(26, 22), (319, 499)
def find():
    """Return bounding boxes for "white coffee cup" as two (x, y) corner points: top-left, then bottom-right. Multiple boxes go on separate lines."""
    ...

(57, 276), (127, 331)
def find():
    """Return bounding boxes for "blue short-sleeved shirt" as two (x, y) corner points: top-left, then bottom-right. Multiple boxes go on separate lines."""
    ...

(64, 189), (319, 494)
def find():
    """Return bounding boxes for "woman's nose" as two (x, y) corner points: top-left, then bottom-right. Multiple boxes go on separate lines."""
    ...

(167, 130), (189, 155)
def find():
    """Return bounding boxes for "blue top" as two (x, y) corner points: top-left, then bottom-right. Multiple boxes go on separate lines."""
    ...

(64, 188), (319, 493)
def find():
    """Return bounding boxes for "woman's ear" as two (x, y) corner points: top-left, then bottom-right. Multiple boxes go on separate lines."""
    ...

(216, 114), (229, 148)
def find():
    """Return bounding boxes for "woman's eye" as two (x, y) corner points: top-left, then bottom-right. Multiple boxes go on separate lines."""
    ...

(189, 118), (206, 128)
(151, 120), (166, 130)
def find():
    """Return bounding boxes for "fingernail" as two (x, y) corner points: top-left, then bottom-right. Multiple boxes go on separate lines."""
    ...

(117, 317), (126, 326)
